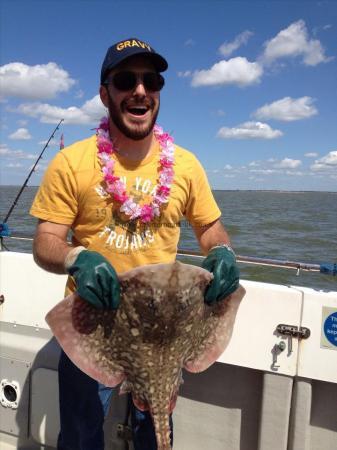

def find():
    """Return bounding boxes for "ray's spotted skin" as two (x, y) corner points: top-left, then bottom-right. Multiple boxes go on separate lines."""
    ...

(46, 261), (245, 450)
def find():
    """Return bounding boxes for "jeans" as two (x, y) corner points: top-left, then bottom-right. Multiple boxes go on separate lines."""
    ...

(57, 351), (173, 450)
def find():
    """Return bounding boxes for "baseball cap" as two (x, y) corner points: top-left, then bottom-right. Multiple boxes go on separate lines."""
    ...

(101, 38), (168, 84)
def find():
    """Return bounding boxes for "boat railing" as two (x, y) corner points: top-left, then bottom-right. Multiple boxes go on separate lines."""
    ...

(1, 234), (336, 276)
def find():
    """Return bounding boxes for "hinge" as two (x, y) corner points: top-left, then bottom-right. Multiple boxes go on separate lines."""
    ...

(276, 324), (310, 339)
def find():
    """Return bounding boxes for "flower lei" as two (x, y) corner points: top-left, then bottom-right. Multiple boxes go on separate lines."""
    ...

(96, 116), (175, 223)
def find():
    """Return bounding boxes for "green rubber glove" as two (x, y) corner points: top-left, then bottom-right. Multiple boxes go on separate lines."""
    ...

(202, 245), (240, 305)
(67, 250), (120, 310)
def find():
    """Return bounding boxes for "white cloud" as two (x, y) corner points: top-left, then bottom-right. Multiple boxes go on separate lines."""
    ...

(305, 152), (318, 158)
(29, 162), (48, 172)
(0, 144), (10, 155)
(75, 90), (84, 99)
(311, 151), (337, 171)
(177, 71), (192, 78)
(38, 138), (58, 147)
(0, 143), (37, 160)
(274, 158), (302, 169)
(9, 127), (32, 140)
(0, 62), (75, 100)
(191, 57), (263, 87)
(262, 20), (331, 66)
(15, 95), (106, 125)
(249, 168), (278, 175)
(184, 38), (195, 47)
(219, 30), (254, 57)
(224, 164), (232, 170)
(6, 162), (24, 168)
(217, 121), (283, 140)
(253, 96), (317, 121)
(285, 170), (304, 176)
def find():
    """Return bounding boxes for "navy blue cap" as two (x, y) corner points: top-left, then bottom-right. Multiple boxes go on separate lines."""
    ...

(100, 38), (168, 84)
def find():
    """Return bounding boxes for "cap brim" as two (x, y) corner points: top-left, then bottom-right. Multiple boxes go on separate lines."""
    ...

(101, 50), (168, 84)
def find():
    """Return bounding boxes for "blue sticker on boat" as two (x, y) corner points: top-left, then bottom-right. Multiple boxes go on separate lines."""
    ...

(324, 312), (337, 347)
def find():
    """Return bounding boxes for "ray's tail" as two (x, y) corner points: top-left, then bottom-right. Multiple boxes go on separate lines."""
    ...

(132, 374), (179, 450)
(150, 404), (172, 450)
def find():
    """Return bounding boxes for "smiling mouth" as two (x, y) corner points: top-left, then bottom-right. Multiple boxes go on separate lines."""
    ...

(126, 106), (150, 117)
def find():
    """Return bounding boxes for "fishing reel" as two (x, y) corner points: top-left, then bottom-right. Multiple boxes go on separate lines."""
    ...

(0, 223), (11, 238)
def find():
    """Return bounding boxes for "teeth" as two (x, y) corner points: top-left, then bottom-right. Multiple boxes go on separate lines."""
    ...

(129, 106), (147, 110)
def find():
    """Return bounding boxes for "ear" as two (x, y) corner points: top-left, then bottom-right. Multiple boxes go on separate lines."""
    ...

(99, 85), (109, 108)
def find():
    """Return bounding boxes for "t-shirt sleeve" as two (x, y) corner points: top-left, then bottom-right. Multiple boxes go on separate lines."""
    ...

(184, 155), (221, 226)
(30, 152), (78, 224)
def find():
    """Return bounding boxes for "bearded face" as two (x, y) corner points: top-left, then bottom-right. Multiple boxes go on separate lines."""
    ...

(101, 57), (161, 141)
(105, 88), (160, 141)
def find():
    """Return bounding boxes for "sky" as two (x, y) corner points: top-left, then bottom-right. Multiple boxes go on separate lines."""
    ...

(0, 0), (336, 191)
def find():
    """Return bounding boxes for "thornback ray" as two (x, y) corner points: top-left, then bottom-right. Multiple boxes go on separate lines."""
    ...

(46, 261), (245, 450)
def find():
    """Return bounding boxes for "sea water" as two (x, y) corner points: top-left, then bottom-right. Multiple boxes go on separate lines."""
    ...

(0, 186), (336, 291)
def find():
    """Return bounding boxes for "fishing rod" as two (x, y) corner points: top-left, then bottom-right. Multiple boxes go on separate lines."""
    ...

(177, 249), (337, 276)
(0, 119), (64, 240)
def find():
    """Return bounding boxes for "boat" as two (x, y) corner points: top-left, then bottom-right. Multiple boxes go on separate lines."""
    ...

(0, 245), (336, 450)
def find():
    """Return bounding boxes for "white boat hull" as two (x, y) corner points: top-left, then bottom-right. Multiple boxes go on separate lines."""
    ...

(1, 252), (336, 449)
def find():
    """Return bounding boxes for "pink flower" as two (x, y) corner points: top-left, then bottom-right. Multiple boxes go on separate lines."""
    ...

(157, 185), (170, 196)
(162, 166), (174, 176)
(161, 146), (174, 157)
(129, 205), (142, 220)
(140, 205), (155, 223)
(97, 137), (113, 154)
(152, 204), (160, 216)
(113, 192), (128, 203)
(105, 159), (115, 170)
(160, 157), (174, 168)
(99, 152), (112, 163)
(110, 179), (126, 195)
(153, 124), (163, 135)
(159, 170), (174, 184)
(154, 193), (169, 204)
(99, 117), (110, 131)
(157, 132), (174, 146)
(104, 172), (119, 184)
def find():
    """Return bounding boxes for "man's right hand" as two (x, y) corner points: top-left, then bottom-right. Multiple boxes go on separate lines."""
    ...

(65, 248), (120, 310)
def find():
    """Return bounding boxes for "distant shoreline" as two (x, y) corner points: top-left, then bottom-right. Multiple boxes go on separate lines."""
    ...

(1, 185), (336, 194)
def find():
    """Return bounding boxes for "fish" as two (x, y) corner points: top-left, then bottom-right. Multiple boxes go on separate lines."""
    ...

(46, 261), (245, 450)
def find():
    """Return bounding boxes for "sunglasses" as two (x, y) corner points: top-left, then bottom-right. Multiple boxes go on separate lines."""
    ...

(104, 71), (165, 92)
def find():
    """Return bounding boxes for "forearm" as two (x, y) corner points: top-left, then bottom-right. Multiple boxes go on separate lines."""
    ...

(33, 231), (73, 274)
(194, 220), (231, 255)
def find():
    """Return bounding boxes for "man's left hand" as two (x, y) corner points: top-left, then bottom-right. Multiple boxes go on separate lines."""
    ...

(202, 245), (240, 305)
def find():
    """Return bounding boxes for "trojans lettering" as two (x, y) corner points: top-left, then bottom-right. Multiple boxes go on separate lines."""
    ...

(116, 39), (151, 52)
(99, 226), (155, 252)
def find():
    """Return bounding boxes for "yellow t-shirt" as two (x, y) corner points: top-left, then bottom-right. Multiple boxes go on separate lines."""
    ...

(30, 135), (221, 290)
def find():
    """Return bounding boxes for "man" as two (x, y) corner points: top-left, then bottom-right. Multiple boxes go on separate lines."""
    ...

(30, 37), (239, 450)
